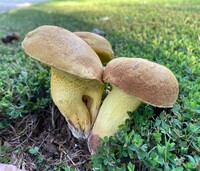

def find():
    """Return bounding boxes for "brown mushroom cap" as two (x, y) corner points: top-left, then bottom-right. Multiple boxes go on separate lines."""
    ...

(74, 31), (114, 64)
(21, 25), (103, 81)
(103, 57), (179, 107)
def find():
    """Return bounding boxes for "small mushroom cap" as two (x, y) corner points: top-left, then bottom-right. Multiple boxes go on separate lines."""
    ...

(103, 57), (179, 107)
(22, 25), (103, 81)
(74, 31), (114, 64)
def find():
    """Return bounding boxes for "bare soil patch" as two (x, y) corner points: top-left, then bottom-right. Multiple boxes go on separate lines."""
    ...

(0, 103), (92, 171)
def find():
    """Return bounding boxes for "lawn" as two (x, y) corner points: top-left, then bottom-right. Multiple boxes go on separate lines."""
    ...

(0, 0), (199, 170)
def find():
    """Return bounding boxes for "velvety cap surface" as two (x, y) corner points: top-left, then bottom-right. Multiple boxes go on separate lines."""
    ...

(22, 25), (103, 81)
(103, 57), (179, 107)
(74, 31), (114, 63)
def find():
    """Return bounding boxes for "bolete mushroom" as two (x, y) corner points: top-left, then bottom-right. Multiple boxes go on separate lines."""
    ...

(88, 57), (179, 154)
(21, 25), (104, 139)
(74, 32), (114, 64)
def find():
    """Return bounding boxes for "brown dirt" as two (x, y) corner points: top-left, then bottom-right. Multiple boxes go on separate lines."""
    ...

(0, 103), (92, 171)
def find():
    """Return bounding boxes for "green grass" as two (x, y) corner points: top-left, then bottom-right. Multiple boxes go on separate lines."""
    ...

(0, 0), (199, 170)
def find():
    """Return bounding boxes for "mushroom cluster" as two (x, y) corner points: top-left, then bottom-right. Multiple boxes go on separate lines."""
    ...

(22, 25), (179, 155)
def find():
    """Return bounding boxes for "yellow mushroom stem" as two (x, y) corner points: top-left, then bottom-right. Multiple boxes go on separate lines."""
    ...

(88, 86), (141, 154)
(51, 67), (104, 139)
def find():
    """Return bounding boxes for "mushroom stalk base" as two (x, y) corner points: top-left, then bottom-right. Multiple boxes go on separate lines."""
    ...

(51, 67), (104, 139)
(88, 86), (141, 154)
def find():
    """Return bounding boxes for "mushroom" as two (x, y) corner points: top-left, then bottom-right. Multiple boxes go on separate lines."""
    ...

(88, 57), (179, 154)
(74, 32), (114, 64)
(21, 25), (104, 139)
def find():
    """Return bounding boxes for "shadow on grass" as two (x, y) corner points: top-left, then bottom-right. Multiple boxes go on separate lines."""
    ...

(0, 8), (95, 35)
(0, 3), (198, 67)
